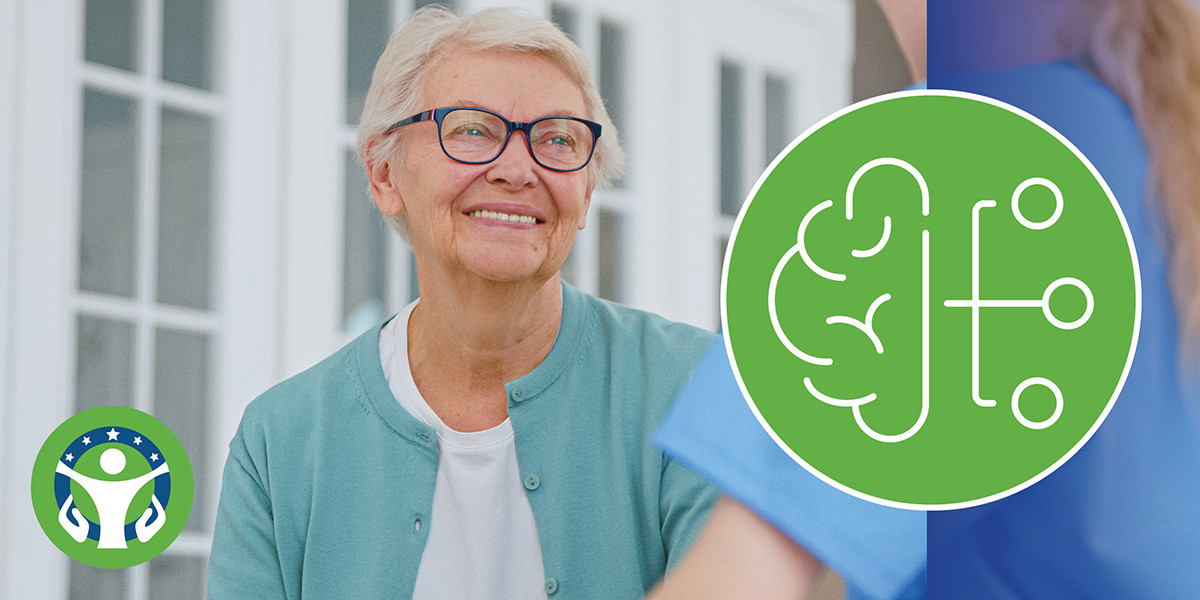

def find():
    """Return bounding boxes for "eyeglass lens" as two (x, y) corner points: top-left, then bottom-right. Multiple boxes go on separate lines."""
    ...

(440, 109), (594, 171)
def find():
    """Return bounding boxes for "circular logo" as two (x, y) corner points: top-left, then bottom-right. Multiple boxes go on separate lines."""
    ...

(31, 406), (194, 568)
(723, 90), (1140, 509)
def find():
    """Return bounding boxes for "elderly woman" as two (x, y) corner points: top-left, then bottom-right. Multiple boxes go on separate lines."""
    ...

(207, 6), (716, 599)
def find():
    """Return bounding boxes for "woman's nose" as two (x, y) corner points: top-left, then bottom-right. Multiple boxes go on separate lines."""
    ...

(485, 131), (539, 188)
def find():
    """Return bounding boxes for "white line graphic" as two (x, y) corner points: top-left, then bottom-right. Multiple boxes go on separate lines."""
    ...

(770, 158), (930, 442)
(942, 177), (1089, 429)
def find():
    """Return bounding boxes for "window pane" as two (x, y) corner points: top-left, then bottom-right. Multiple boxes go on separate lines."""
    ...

(346, 0), (391, 125)
(719, 235), (731, 272)
(764, 73), (791, 167)
(149, 555), (207, 600)
(343, 151), (387, 333)
(154, 328), (210, 532)
(718, 235), (730, 326)
(85, 0), (139, 72)
(75, 315), (135, 412)
(598, 209), (625, 303)
(80, 89), (139, 298)
(550, 3), (580, 43)
(70, 561), (128, 600)
(719, 60), (744, 216)
(157, 108), (214, 309)
(599, 19), (627, 186)
(162, 0), (214, 89)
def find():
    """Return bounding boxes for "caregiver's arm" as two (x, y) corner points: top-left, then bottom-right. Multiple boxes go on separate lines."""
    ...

(647, 496), (823, 600)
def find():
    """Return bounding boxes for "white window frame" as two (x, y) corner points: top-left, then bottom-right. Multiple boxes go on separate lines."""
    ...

(677, 0), (853, 329)
(4, 1), (82, 595)
(2, 0), (284, 597)
(0, 0), (17, 587)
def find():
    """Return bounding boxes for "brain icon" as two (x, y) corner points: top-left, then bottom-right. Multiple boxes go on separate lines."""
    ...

(768, 158), (930, 443)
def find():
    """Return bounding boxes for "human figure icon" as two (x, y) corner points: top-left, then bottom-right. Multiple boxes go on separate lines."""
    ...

(55, 446), (169, 549)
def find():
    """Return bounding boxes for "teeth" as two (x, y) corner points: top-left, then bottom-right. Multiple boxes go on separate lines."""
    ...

(468, 210), (538, 225)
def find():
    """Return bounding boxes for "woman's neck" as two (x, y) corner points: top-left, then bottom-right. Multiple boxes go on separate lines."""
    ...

(405, 272), (563, 432)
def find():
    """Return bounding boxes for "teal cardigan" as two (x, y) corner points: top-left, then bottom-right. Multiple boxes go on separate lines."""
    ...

(207, 285), (718, 599)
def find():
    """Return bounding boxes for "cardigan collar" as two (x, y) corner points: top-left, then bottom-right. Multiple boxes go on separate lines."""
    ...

(350, 280), (589, 451)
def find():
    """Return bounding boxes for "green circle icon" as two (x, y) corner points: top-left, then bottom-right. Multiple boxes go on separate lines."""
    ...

(723, 90), (1140, 509)
(31, 406), (194, 568)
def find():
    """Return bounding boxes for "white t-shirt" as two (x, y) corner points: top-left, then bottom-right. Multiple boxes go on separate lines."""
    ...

(379, 301), (548, 600)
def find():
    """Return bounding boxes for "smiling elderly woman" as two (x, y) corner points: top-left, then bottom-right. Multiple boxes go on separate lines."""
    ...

(206, 6), (717, 599)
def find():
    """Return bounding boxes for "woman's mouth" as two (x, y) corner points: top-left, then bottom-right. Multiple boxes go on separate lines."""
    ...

(467, 209), (542, 225)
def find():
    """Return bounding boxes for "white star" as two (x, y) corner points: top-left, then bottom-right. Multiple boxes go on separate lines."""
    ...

(149, 453), (160, 462)
(133, 436), (142, 445)
(106, 428), (119, 441)
(82, 437), (91, 445)
(65, 453), (74, 462)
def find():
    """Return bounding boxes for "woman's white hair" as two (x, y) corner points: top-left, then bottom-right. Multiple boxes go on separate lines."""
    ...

(356, 5), (625, 238)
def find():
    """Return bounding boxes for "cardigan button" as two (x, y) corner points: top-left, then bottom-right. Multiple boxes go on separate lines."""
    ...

(544, 577), (558, 594)
(524, 474), (540, 490)
(511, 387), (526, 402)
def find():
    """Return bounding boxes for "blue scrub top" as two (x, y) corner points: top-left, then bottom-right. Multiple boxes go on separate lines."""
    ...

(655, 52), (1200, 600)
(927, 60), (1200, 598)
(654, 337), (927, 600)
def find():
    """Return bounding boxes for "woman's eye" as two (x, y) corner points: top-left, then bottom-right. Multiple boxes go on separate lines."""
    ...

(446, 119), (500, 139)
(538, 133), (574, 148)
(453, 125), (487, 137)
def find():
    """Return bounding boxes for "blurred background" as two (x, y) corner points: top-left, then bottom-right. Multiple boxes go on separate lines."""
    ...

(0, 0), (906, 596)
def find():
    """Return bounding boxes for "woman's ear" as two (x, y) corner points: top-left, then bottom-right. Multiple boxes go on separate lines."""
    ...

(366, 138), (405, 217)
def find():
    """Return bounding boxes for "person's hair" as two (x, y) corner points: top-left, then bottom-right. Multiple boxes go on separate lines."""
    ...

(356, 5), (624, 239)
(1076, 0), (1200, 359)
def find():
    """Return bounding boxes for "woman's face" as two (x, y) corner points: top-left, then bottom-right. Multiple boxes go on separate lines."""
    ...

(380, 49), (594, 287)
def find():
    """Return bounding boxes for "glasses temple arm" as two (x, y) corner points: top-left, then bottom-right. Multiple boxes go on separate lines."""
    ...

(384, 110), (435, 135)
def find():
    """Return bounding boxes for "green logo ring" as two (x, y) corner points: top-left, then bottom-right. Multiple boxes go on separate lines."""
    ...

(722, 90), (1140, 509)
(31, 406), (194, 568)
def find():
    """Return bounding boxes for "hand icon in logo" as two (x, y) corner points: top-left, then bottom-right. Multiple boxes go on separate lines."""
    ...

(58, 493), (90, 543)
(135, 493), (167, 543)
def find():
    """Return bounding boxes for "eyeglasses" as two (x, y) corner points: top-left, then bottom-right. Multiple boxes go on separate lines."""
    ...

(384, 106), (602, 172)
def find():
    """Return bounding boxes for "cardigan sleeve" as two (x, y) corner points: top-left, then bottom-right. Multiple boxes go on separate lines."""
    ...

(658, 451), (721, 570)
(206, 423), (290, 600)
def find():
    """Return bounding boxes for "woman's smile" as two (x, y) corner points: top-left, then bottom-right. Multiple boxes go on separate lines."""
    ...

(464, 203), (547, 228)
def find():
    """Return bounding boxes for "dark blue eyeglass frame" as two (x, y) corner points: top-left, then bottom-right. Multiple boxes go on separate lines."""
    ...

(383, 106), (603, 172)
